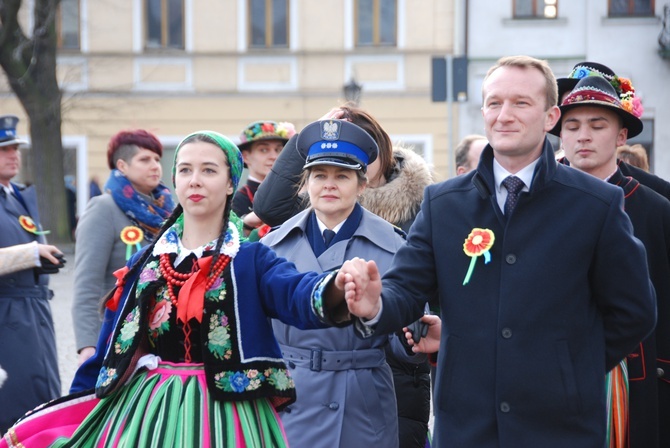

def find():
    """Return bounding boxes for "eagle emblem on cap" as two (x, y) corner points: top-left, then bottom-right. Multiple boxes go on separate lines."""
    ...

(321, 120), (340, 141)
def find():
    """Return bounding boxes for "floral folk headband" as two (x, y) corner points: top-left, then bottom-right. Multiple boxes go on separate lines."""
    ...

(172, 130), (244, 195)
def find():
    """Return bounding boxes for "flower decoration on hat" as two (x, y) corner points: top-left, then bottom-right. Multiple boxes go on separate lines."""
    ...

(19, 215), (50, 235)
(239, 121), (296, 146)
(462, 228), (495, 285)
(611, 76), (644, 118)
(120, 226), (144, 260)
(566, 65), (643, 118)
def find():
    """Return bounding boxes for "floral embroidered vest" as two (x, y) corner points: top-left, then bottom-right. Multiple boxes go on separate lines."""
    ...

(95, 221), (297, 410)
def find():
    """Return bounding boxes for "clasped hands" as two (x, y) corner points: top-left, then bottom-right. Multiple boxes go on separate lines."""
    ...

(334, 257), (382, 321)
(334, 256), (442, 354)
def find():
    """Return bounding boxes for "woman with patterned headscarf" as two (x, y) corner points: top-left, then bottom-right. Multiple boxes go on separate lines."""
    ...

(2, 131), (361, 447)
(72, 129), (175, 366)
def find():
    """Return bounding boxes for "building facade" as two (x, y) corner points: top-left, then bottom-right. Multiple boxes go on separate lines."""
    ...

(0, 0), (455, 215)
(460, 0), (669, 179)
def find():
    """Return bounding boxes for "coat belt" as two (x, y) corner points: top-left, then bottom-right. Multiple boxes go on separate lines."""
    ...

(280, 343), (386, 372)
(0, 285), (52, 299)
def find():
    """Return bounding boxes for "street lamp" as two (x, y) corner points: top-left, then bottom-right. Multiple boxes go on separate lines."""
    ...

(343, 77), (362, 105)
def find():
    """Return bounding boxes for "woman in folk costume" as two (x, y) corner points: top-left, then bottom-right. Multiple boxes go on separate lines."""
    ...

(73, 129), (175, 366)
(1, 130), (362, 448)
(254, 106), (434, 447)
(261, 119), (420, 447)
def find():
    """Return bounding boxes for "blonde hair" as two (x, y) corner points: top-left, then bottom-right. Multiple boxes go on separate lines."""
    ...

(617, 144), (649, 172)
(484, 55), (558, 110)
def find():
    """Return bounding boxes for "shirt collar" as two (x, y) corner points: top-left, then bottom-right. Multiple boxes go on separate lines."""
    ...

(493, 157), (540, 194)
(316, 216), (346, 235)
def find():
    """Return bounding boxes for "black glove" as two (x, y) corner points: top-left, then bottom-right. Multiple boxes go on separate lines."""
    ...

(407, 303), (431, 344)
(36, 253), (66, 275)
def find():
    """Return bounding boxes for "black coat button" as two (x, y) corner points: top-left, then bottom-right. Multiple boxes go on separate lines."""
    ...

(288, 361), (296, 369)
(505, 254), (516, 264)
(500, 402), (510, 413)
(502, 328), (512, 339)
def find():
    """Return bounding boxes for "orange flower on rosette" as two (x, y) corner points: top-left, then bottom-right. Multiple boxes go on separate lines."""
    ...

(120, 226), (144, 260)
(462, 228), (495, 285)
(19, 215), (49, 235)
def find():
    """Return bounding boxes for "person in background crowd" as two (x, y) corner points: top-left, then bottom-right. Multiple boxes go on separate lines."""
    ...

(65, 174), (77, 240)
(1, 130), (370, 447)
(556, 61), (670, 201)
(337, 55), (656, 448)
(554, 74), (670, 448)
(263, 119), (422, 447)
(88, 175), (102, 199)
(71, 129), (174, 366)
(455, 134), (487, 175)
(254, 105), (434, 447)
(233, 120), (296, 238)
(617, 144), (649, 172)
(0, 114), (62, 433)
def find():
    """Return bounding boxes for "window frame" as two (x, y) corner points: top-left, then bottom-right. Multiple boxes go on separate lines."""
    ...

(247, 0), (290, 49)
(144, 0), (185, 50)
(608, 0), (655, 17)
(355, 0), (397, 47)
(512, 0), (559, 19)
(56, 0), (81, 50)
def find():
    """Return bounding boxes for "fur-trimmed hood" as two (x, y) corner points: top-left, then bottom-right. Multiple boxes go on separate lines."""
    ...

(359, 146), (433, 230)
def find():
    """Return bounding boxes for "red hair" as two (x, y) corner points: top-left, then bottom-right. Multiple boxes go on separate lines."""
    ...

(107, 129), (163, 169)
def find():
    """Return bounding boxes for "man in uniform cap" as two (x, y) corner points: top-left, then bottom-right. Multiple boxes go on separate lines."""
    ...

(0, 115), (63, 432)
(556, 75), (670, 448)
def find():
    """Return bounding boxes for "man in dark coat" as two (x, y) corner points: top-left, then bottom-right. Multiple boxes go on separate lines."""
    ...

(555, 74), (670, 448)
(338, 56), (656, 448)
(0, 115), (63, 432)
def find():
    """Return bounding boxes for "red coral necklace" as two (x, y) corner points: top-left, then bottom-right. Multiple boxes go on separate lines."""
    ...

(158, 253), (230, 307)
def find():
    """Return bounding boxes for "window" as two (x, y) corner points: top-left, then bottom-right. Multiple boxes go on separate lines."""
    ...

(146, 0), (184, 49)
(609, 0), (654, 17)
(356, 0), (397, 47)
(248, 0), (289, 48)
(513, 0), (558, 19)
(57, 0), (80, 50)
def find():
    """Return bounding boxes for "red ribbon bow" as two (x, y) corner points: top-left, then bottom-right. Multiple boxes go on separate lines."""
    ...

(175, 256), (214, 324)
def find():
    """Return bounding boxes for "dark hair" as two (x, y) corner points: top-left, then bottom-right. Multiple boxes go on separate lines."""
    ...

(338, 104), (396, 185)
(108, 129), (163, 170)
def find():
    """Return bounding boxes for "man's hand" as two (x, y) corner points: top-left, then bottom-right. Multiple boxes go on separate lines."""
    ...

(335, 257), (382, 320)
(403, 314), (442, 354)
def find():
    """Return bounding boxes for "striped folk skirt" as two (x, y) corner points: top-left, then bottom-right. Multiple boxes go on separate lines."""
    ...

(1, 362), (288, 448)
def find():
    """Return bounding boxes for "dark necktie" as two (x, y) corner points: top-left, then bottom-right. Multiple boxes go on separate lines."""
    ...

(323, 229), (336, 247)
(502, 176), (524, 216)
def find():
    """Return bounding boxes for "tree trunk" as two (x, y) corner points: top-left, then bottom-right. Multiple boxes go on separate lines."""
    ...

(0, 0), (70, 243)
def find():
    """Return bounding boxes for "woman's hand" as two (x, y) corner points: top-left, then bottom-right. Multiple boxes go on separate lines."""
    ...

(319, 107), (348, 121)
